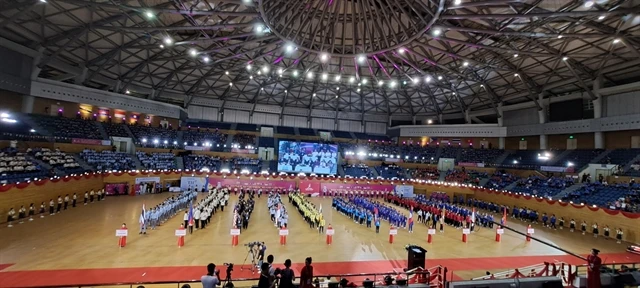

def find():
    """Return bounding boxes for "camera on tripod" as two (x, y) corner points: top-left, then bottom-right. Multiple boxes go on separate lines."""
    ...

(223, 263), (234, 272)
(244, 241), (263, 247)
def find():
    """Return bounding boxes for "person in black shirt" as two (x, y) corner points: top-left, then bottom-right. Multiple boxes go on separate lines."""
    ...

(258, 263), (274, 288)
(279, 259), (295, 288)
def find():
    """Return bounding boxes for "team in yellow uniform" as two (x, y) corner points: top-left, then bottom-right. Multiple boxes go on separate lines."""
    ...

(289, 192), (323, 229)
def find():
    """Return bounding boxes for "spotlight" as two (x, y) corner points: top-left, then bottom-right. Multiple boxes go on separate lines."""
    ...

(425, 76), (432, 82)
(320, 53), (329, 61)
(278, 68), (283, 74)
(361, 79), (367, 84)
(398, 48), (405, 54)
(189, 49), (197, 56)
(562, 56), (568, 61)
(225, 71), (229, 75)
(514, 73), (519, 77)
(390, 81), (397, 87)
(463, 61), (469, 67)
(598, 15), (605, 20)
(357, 55), (366, 63)
(229, 82), (233, 86)
(203, 56), (210, 63)
(307, 72), (313, 79)
(145, 11), (154, 18)
(613, 38), (621, 44)
(246, 64), (252, 70)
(432, 29), (442, 36)
(349, 76), (355, 83)
(262, 65), (269, 73)
(557, 35), (563, 39)
(255, 24), (264, 33)
(286, 44), (295, 52)
(437, 76), (442, 80)
(335, 75), (341, 81)
(163, 37), (173, 45)
(454, 0), (462, 5)
(412, 78), (419, 84)
(322, 73), (328, 80)
(584, 0), (594, 7)
(378, 80), (384, 86)
(292, 70), (298, 77)
(513, 54), (519, 58)
(159, 44), (164, 49)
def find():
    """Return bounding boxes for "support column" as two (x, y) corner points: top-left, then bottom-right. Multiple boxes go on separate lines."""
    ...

(30, 47), (45, 80)
(538, 93), (548, 150)
(593, 76), (605, 149)
(74, 65), (88, 84)
(438, 114), (443, 124)
(412, 115), (417, 125)
(465, 110), (471, 124)
(21, 95), (35, 114)
(497, 103), (505, 149)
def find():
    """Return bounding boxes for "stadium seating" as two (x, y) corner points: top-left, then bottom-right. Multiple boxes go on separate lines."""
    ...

(232, 133), (256, 148)
(410, 167), (440, 180)
(376, 165), (407, 179)
(80, 149), (134, 171)
(332, 130), (353, 139)
(440, 145), (460, 160)
(229, 157), (261, 173)
(484, 171), (520, 189)
(501, 150), (554, 169)
(601, 149), (640, 165)
(564, 183), (639, 212)
(29, 114), (103, 139)
(185, 121), (232, 130)
(275, 126), (295, 135)
(236, 123), (257, 132)
(343, 164), (372, 178)
(183, 129), (228, 147)
(101, 122), (130, 137)
(459, 149), (504, 164)
(183, 155), (221, 171)
(128, 125), (178, 145)
(298, 128), (316, 136)
(553, 149), (603, 170)
(258, 137), (275, 148)
(28, 148), (81, 172)
(136, 152), (176, 169)
(0, 148), (47, 183)
(510, 176), (574, 198)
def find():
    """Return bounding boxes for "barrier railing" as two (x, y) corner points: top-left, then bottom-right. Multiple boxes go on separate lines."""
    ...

(21, 266), (446, 288)
(561, 262), (640, 287)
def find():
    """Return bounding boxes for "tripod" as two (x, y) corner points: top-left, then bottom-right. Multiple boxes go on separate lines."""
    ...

(240, 247), (257, 273)
(223, 269), (234, 288)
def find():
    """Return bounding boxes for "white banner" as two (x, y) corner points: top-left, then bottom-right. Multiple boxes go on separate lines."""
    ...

(428, 229), (436, 235)
(497, 229), (504, 235)
(394, 185), (415, 198)
(326, 229), (334, 235)
(185, 146), (207, 151)
(175, 229), (187, 236)
(180, 176), (207, 191)
(389, 228), (398, 235)
(527, 228), (535, 234)
(462, 229), (470, 235)
(279, 229), (289, 236)
(135, 177), (161, 184)
(115, 229), (128, 237)
(540, 166), (567, 172)
(230, 229), (241, 235)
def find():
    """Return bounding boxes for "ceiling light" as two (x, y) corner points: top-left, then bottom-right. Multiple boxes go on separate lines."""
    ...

(39, 0), (46, 2)
(278, 68), (283, 74)
(362, 79), (367, 84)
(313, 93), (316, 97)
(125, 90), (130, 94)
(255, 24), (264, 33)
(203, 57), (210, 63)
(425, 76), (432, 82)
(336, 87), (340, 90)
(514, 73), (519, 77)
(452, 92), (456, 95)
(229, 82), (233, 86)
(335, 75), (341, 81)
(412, 78), (419, 84)
(250, 76), (253, 79)
(159, 44), (164, 49)
(257, 71), (261, 75)
(357, 88), (361, 92)
(322, 73), (328, 80)
(480, 84), (484, 87)
(307, 72), (314, 79)
(390, 81), (397, 87)
(261, 87), (264, 91)
(320, 53), (329, 61)
(246, 64), (252, 70)
(557, 35), (563, 39)
(189, 49), (197, 57)
(437, 76), (443, 80)
(463, 61), (469, 67)
(398, 48), (405, 54)
(284, 90), (287, 93)
(513, 54), (519, 58)
(262, 66), (269, 73)
(562, 56), (568, 61)
(292, 70), (298, 77)
(584, 0), (594, 7)
(286, 44), (295, 52)
(225, 71), (229, 75)
(454, 0), (462, 5)
(163, 37), (173, 45)
(432, 29), (442, 36)
(613, 38), (621, 44)
(598, 15), (605, 20)
(349, 77), (355, 83)
(145, 11), (154, 18)
(357, 55), (366, 63)
(378, 80), (384, 86)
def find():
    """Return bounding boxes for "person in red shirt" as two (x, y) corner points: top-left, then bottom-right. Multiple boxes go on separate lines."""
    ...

(587, 249), (602, 288)
(300, 257), (314, 288)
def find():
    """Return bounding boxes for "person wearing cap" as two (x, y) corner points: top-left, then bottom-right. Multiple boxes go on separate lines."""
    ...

(587, 248), (602, 288)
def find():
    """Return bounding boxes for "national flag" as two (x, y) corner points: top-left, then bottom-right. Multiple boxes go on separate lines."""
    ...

(188, 203), (194, 226)
(319, 204), (323, 213)
(501, 207), (507, 226)
(139, 203), (146, 226)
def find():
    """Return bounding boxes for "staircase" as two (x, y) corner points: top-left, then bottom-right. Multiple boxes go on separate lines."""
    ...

(225, 134), (235, 147)
(369, 166), (380, 178)
(176, 156), (184, 170)
(504, 182), (518, 191)
(261, 161), (270, 173)
(121, 124), (137, 140)
(455, 148), (462, 162)
(30, 156), (53, 173)
(623, 153), (640, 172)
(337, 164), (345, 177)
(493, 150), (512, 166)
(588, 150), (612, 168)
(434, 147), (443, 162)
(132, 155), (144, 170)
(94, 122), (109, 140)
(478, 177), (491, 187)
(438, 173), (446, 182)
(553, 183), (585, 200)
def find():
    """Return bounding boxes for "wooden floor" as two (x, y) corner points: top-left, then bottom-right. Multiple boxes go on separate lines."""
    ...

(0, 193), (636, 287)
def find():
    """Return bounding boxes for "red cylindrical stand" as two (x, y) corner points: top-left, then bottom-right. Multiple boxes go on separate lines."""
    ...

(389, 226), (395, 244)
(462, 233), (467, 243)
(526, 224), (532, 242)
(232, 226), (239, 246)
(495, 229), (501, 242)
(326, 229), (333, 245)
(280, 226), (287, 245)
(427, 234), (432, 243)
(178, 229), (185, 248)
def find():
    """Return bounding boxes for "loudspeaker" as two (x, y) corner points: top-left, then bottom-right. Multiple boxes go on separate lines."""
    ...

(407, 246), (427, 270)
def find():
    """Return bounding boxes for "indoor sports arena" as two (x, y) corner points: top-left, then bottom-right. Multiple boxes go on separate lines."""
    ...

(0, 0), (640, 287)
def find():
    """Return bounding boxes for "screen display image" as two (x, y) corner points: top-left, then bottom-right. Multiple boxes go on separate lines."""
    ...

(278, 141), (338, 175)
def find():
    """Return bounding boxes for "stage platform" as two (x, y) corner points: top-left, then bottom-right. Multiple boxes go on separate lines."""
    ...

(0, 194), (637, 288)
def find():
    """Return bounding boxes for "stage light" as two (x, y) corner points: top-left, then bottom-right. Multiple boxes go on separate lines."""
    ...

(357, 55), (366, 63)
(598, 15), (605, 20)
(145, 11), (154, 18)
(562, 56), (568, 61)
(292, 70), (298, 77)
(229, 82), (233, 86)
(437, 76), (442, 80)
(159, 44), (164, 49)
(320, 53), (329, 61)
(286, 44), (295, 52)
(454, 0), (462, 5)
(307, 72), (313, 79)
(322, 73), (328, 80)
(514, 73), (519, 77)
(425, 76), (432, 82)
(584, 0), (594, 7)
(262, 65), (269, 73)
(335, 75), (341, 81)
(349, 76), (355, 83)
(378, 80), (383, 86)
(249, 76), (253, 79)
(432, 29), (442, 36)
(412, 78), (419, 84)
(463, 61), (469, 67)
(278, 68), (283, 74)
(125, 90), (130, 94)
(613, 38), (621, 44)
(557, 35), (563, 39)
(246, 64), (252, 70)
(163, 37), (173, 45)
(203, 57), (210, 63)
(513, 54), (519, 58)
(361, 79), (367, 84)
(225, 71), (229, 75)
(398, 48), (405, 54)
(390, 81), (397, 88)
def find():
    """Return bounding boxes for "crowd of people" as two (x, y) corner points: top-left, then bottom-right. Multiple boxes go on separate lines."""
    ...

(233, 189), (255, 231)
(268, 193), (289, 228)
(333, 196), (407, 233)
(289, 192), (324, 232)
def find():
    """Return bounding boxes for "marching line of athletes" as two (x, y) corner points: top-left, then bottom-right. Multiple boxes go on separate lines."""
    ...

(139, 190), (197, 234)
(233, 189), (254, 231)
(289, 192), (325, 233)
(268, 193), (289, 228)
(6, 189), (106, 227)
(333, 196), (408, 232)
(181, 188), (228, 234)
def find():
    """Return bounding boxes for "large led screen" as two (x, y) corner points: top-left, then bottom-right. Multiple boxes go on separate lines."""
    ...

(278, 141), (338, 175)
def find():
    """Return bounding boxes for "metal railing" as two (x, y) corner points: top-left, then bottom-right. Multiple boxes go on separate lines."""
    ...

(22, 266), (446, 288)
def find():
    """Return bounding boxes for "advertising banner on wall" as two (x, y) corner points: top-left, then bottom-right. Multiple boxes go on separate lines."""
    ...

(180, 177), (296, 191)
(184, 146), (207, 151)
(135, 177), (161, 184)
(72, 138), (112, 146)
(394, 185), (415, 198)
(458, 162), (478, 167)
(231, 148), (256, 154)
(299, 181), (395, 194)
(105, 183), (128, 195)
(540, 166), (575, 173)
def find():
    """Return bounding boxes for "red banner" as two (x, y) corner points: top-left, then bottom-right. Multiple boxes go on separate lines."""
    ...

(299, 181), (322, 194)
(72, 138), (111, 146)
(299, 180), (395, 194)
(458, 162), (478, 167)
(210, 178), (295, 191)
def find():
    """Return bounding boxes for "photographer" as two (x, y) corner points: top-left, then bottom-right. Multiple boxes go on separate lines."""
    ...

(201, 263), (221, 288)
(257, 243), (266, 268)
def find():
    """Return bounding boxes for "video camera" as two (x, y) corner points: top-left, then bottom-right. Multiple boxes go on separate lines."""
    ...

(223, 263), (234, 272)
(244, 241), (263, 247)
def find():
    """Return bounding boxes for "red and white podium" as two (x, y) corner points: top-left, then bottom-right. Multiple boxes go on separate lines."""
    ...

(116, 229), (128, 248)
(279, 227), (288, 245)
(230, 228), (240, 246)
(326, 227), (334, 245)
(496, 228), (504, 242)
(462, 228), (470, 243)
(176, 228), (186, 247)
(526, 225), (534, 242)
(389, 226), (397, 244)
(427, 228), (436, 243)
